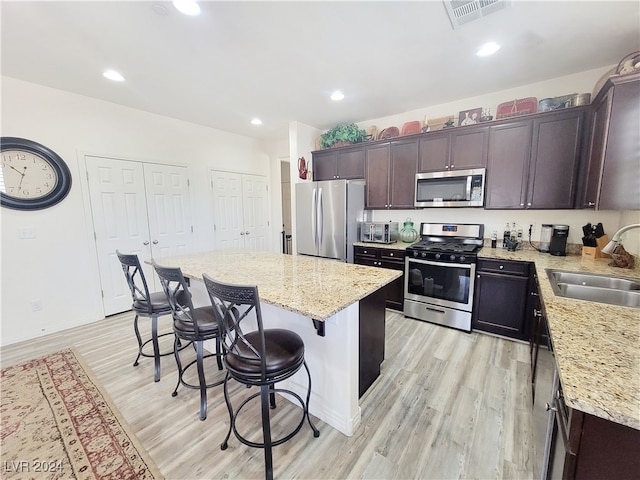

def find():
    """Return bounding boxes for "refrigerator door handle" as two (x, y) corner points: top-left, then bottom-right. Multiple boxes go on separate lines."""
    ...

(311, 187), (318, 249)
(318, 187), (324, 249)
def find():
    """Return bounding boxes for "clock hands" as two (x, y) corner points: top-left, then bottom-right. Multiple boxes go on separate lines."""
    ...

(8, 165), (25, 177)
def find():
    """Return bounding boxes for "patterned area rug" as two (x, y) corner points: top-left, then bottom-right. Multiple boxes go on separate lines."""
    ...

(1, 348), (163, 480)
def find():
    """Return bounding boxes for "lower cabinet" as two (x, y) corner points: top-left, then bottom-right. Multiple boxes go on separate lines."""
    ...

(354, 245), (405, 311)
(472, 258), (532, 341)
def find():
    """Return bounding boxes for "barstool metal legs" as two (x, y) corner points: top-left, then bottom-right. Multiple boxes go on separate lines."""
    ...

(151, 316), (160, 382)
(261, 384), (274, 480)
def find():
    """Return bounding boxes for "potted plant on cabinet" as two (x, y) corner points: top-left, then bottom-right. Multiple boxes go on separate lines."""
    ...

(320, 123), (367, 149)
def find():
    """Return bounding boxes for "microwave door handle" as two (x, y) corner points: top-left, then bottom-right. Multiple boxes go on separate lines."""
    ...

(466, 176), (472, 200)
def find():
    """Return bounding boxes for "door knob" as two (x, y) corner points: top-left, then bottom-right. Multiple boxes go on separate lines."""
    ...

(152, 240), (158, 245)
(245, 231), (250, 235)
(143, 241), (150, 245)
(240, 232), (245, 235)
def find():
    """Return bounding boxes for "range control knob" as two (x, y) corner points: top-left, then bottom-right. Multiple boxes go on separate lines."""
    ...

(413, 251), (419, 258)
(435, 253), (441, 260)
(449, 254), (456, 261)
(421, 252), (427, 258)
(460, 255), (466, 262)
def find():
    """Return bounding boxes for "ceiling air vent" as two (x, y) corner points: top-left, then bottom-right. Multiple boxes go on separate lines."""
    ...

(443, 0), (511, 29)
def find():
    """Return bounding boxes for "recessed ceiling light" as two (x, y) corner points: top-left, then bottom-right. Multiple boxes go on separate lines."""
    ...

(251, 118), (262, 126)
(103, 69), (125, 82)
(477, 42), (500, 57)
(330, 91), (345, 101)
(173, 0), (200, 16)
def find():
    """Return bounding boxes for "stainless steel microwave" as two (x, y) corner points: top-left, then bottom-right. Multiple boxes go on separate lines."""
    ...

(359, 221), (399, 244)
(415, 168), (486, 208)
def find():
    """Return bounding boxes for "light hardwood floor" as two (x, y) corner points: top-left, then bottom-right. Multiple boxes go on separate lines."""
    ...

(1, 310), (547, 479)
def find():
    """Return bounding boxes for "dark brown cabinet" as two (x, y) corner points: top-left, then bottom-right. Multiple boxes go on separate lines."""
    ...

(312, 146), (365, 181)
(365, 138), (417, 209)
(418, 126), (488, 172)
(354, 245), (405, 311)
(485, 108), (586, 209)
(472, 258), (531, 340)
(580, 73), (640, 210)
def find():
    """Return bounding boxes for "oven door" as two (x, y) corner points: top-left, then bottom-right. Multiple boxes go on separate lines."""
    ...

(405, 256), (476, 311)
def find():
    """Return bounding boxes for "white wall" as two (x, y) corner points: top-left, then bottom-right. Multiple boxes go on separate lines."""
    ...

(1, 76), (272, 346)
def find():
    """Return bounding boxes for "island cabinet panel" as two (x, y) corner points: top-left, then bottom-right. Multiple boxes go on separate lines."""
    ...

(472, 258), (531, 340)
(527, 109), (584, 209)
(485, 120), (533, 209)
(359, 287), (386, 398)
(595, 75), (640, 210)
(312, 146), (365, 181)
(354, 245), (406, 311)
(417, 126), (488, 172)
(364, 139), (417, 209)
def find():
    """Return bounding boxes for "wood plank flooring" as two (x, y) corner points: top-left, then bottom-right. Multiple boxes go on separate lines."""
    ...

(1, 310), (546, 479)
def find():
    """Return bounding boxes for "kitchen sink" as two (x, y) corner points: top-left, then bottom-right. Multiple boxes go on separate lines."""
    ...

(546, 269), (640, 309)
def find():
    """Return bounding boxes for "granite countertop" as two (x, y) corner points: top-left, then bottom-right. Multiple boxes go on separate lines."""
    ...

(152, 250), (401, 321)
(479, 247), (640, 430)
(353, 241), (415, 251)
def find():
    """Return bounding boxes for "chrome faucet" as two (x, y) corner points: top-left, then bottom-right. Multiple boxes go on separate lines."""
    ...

(601, 224), (640, 254)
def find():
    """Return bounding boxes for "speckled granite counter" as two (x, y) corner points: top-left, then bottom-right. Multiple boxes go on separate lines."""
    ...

(353, 241), (415, 250)
(479, 248), (640, 430)
(153, 249), (401, 321)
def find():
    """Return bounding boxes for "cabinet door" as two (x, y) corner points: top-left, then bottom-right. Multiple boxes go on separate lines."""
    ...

(485, 121), (533, 209)
(337, 148), (365, 179)
(450, 127), (489, 170)
(581, 89), (613, 208)
(312, 150), (337, 181)
(472, 271), (530, 340)
(418, 133), (449, 172)
(389, 139), (418, 208)
(599, 78), (640, 210)
(528, 110), (584, 209)
(365, 144), (391, 209)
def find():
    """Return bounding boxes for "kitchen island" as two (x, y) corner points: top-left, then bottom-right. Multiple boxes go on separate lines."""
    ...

(151, 249), (401, 436)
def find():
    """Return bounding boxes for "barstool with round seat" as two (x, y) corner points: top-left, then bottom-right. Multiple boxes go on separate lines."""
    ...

(153, 260), (224, 421)
(202, 274), (320, 480)
(116, 250), (176, 382)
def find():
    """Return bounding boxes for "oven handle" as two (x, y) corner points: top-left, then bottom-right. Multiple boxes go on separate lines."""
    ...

(406, 257), (474, 270)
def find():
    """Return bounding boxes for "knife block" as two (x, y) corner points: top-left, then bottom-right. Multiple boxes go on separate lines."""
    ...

(582, 234), (610, 259)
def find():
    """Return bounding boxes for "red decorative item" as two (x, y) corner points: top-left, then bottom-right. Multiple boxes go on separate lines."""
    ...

(401, 121), (421, 136)
(378, 126), (400, 140)
(496, 97), (538, 119)
(298, 156), (308, 180)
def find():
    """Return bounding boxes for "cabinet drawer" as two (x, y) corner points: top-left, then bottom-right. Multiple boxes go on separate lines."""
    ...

(354, 246), (378, 259)
(477, 258), (530, 276)
(380, 249), (405, 262)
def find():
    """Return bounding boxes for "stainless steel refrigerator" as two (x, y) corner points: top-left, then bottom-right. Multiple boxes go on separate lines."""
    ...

(295, 179), (365, 263)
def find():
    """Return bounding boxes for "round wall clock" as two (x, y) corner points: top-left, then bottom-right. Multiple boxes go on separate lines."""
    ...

(1, 137), (72, 210)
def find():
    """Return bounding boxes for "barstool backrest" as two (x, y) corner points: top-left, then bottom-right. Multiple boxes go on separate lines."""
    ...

(152, 261), (200, 335)
(116, 250), (153, 314)
(202, 274), (267, 379)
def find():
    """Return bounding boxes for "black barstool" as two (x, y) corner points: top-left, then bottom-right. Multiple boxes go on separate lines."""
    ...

(202, 274), (320, 480)
(153, 261), (224, 421)
(116, 250), (176, 382)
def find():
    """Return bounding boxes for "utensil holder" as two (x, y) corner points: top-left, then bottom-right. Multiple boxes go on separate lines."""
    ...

(582, 234), (610, 259)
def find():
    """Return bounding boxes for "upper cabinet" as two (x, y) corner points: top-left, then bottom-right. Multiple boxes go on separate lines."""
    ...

(485, 108), (586, 209)
(312, 146), (365, 181)
(579, 73), (640, 210)
(418, 126), (488, 172)
(365, 138), (417, 209)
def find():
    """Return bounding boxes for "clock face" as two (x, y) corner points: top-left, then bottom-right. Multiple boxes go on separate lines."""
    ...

(1, 149), (59, 199)
(0, 137), (72, 210)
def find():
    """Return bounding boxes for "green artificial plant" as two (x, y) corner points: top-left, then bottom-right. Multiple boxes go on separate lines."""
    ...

(320, 123), (367, 149)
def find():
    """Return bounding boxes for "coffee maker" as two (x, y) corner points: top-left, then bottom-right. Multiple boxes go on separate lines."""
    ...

(549, 225), (569, 256)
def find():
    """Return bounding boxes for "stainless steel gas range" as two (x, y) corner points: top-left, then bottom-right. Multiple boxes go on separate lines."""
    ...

(404, 223), (484, 332)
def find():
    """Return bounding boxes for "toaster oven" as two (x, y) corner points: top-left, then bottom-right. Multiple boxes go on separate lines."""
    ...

(359, 222), (399, 244)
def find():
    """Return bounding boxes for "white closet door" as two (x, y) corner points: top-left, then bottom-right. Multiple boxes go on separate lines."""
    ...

(143, 163), (193, 259)
(87, 157), (194, 316)
(211, 171), (244, 249)
(241, 174), (269, 250)
(86, 156), (153, 315)
(211, 170), (269, 251)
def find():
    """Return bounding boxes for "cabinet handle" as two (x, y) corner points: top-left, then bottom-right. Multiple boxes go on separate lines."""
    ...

(527, 202), (532, 206)
(445, 165), (449, 169)
(499, 265), (504, 270)
(588, 201), (596, 206)
(531, 291), (539, 296)
(450, 165), (454, 169)
(520, 203), (525, 206)
(389, 252), (394, 256)
(534, 309), (543, 317)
